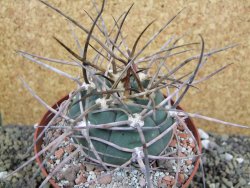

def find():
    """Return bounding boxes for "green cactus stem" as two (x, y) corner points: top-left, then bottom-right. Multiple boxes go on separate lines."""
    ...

(68, 79), (174, 165)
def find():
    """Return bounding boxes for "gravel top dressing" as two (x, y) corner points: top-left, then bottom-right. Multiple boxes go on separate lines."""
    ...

(40, 120), (197, 187)
(0, 125), (249, 188)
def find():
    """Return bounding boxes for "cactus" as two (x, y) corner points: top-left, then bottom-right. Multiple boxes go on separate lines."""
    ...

(47, 0), (181, 167)
(12, 0), (248, 187)
(68, 78), (174, 165)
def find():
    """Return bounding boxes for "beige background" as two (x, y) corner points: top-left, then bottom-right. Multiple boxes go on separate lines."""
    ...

(0, 0), (249, 135)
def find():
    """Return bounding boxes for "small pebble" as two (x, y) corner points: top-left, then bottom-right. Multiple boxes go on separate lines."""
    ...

(198, 129), (209, 139)
(222, 177), (233, 187)
(0, 171), (8, 179)
(201, 139), (210, 149)
(139, 176), (146, 187)
(97, 174), (112, 185)
(224, 153), (233, 161)
(85, 164), (95, 171)
(87, 171), (96, 182)
(55, 148), (64, 160)
(236, 157), (244, 164)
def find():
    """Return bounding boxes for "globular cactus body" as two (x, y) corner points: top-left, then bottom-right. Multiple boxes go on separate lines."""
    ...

(68, 79), (174, 165)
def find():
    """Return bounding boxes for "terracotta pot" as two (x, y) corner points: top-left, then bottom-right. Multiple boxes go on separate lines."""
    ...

(34, 95), (202, 188)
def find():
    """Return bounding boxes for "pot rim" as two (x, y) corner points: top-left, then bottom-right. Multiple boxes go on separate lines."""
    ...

(34, 95), (202, 188)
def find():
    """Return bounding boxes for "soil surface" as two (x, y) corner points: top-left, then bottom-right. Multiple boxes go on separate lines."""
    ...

(0, 125), (249, 188)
